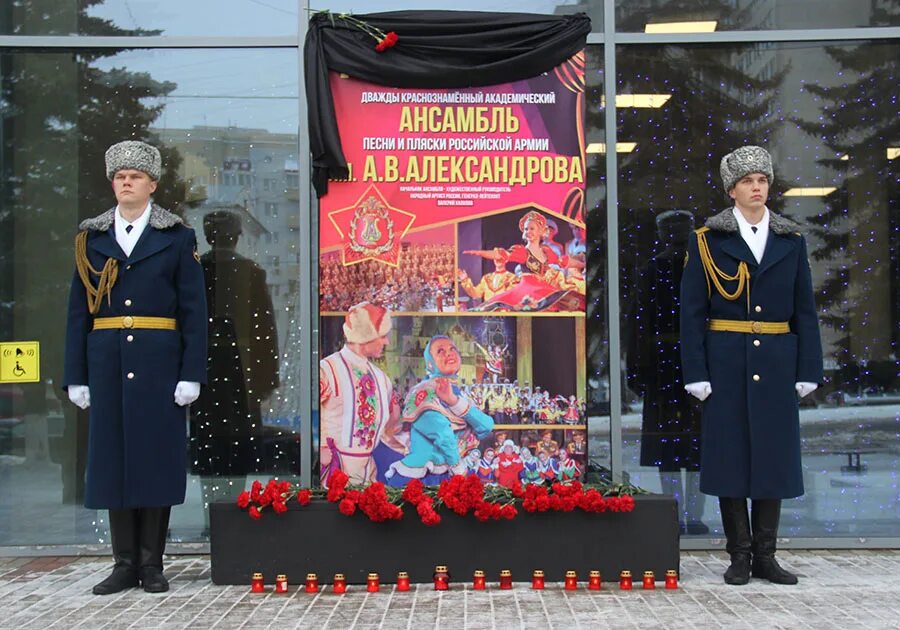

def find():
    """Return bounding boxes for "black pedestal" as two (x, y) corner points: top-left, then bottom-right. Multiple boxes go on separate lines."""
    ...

(210, 494), (679, 585)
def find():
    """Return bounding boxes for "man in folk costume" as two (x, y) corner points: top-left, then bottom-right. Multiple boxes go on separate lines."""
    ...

(680, 146), (823, 585)
(319, 302), (402, 486)
(64, 141), (207, 594)
(457, 251), (518, 305)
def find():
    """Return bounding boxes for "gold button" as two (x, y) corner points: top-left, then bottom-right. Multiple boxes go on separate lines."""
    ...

(127, 372), (135, 379)
(751, 321), (762, 334)
(124, 299), (132, 306)
(754, 305), (762, 313)
(752, 374), (760, 382)
(126, 335), (134, 342)
(753, 339), (761, 347)
(122, 316), (134, 328)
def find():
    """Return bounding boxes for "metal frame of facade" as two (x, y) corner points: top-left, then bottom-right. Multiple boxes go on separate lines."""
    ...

(0, 0), (897, 552)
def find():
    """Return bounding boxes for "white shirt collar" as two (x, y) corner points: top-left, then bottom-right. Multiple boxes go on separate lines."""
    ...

(340, 344), (371, 369)
(114, 202), (152, 256)
(115, 202), (152, 232)
(732, 207), (769, 264)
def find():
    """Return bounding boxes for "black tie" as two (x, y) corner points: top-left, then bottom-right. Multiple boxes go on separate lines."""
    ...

(751, 226), (758, 234)
(126, 225), (133, 234)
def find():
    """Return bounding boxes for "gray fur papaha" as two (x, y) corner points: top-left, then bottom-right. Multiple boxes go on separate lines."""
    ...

(720, 145), (773, 191)
(105, 140), (162, 181)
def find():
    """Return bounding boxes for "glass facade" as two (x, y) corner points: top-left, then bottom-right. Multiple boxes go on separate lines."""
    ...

(614, 40), (899, 538)
(0, 1), (896, 548)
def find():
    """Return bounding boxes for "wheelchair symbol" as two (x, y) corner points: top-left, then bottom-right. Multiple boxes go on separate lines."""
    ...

(13, 361), (26, 377)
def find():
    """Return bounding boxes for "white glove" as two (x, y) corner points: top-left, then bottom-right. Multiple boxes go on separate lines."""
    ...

(68, 385), (90, 410)
(174, 381), (201, 406)
(795, 382), (818, 398)
(685, 381), (712, 401)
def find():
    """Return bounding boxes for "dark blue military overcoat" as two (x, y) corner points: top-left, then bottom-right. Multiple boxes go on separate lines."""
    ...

(680, 209), (823, 499)
(64, 205), (207, 510)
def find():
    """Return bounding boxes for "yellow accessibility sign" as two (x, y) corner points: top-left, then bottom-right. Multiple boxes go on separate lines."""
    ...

(0, 341), (40, 383)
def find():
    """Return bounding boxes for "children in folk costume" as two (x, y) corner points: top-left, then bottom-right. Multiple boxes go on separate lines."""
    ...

(520, 448), (542, 485)
(558, 447), (580, 481)
(538, 449), (559, 482)
(385, 335), (494, 484)
(320, 302), (402, 487)
(496, 439), (525, 488)
(477, 447), (498, 484)
(464, 448), (482, 477)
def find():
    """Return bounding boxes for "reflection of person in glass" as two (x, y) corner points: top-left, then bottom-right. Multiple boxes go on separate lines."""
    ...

(190, 211), (279, 518)
(680, 146), (823, 586)
(627, 209), (706, 535)
(385, 336), (494, 484)
(463, 210), (584, 311)
(64, 141), (207, 594)
(320, 302), (402, 486)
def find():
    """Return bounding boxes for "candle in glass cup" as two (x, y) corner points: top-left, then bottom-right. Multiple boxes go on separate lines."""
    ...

(665, 570), (678, 590)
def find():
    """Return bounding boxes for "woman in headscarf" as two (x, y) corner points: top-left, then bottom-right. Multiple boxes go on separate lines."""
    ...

(384, 335), (494, 486)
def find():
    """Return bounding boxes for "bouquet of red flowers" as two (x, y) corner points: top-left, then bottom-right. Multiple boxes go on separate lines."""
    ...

(237, 473), (640, 526)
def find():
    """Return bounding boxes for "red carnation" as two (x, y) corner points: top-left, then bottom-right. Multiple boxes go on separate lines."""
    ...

(250, 480), (263, 502)
(619, 495), (636, 512)
(237, 491), (251, 508)
(375, 31), (399, 53)
(248, 506), (262, 520)
(500, 504), (517, 520)
(421, 511), (441, 526)
(339, 498), (357, 516)
(272, 500), (288, 514)
(297, 488), (312, 506)
(402, 479), (425, 505)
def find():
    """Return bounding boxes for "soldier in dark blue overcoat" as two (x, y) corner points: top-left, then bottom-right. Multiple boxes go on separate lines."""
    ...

(64, 141), (207, 595)
(680, 146), (823, 586)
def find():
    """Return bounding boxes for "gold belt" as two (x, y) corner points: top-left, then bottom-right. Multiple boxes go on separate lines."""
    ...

(708, 319), (790, 334)
(93, 316), (177, 331)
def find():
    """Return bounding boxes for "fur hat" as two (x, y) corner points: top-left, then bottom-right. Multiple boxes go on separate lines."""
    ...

(720, 145), (773, 191)
(343, 301), (391, 344)
(105, 140), (162, 181)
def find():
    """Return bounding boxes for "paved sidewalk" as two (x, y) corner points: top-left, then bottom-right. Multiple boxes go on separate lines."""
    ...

(1, 551), (898, 629)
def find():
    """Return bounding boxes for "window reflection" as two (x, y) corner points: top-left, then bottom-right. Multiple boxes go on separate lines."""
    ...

(616, 40), (899, 537)
(0, 0), (298, 36)
(0, 48), (299, 545)
(583, 46), (611, 480)
(615, 0), (899, 32)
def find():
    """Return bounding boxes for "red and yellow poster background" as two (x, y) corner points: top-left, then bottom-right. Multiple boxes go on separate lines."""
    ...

(319, 54), (587, 488)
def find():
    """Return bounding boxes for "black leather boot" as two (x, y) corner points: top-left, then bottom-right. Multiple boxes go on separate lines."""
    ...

(93, 509), (140, 595)
(751, 499), (798, 584)
(718, 497), (751, 585)
(138, 507), (172, 593)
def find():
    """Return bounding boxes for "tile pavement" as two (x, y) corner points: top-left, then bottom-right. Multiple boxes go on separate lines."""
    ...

(0, 551), (898, 629)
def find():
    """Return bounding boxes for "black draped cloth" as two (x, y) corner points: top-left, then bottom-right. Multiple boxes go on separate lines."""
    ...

(305, 10), (591, 197)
